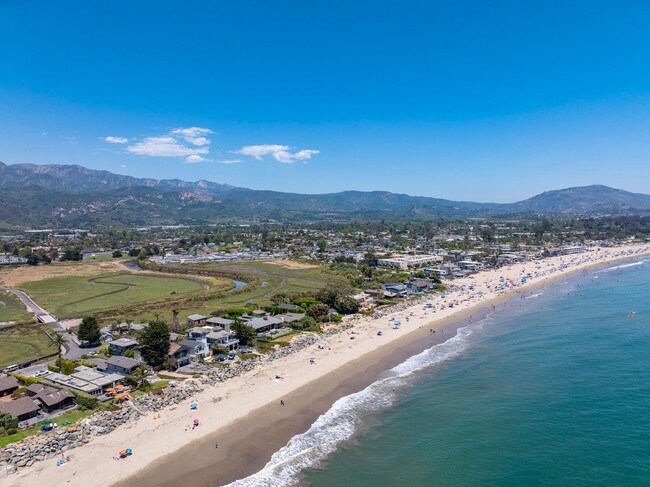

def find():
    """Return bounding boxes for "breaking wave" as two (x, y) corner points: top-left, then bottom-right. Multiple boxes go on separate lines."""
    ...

(597, 260), (646, 273)
(225, 325), (477, 487)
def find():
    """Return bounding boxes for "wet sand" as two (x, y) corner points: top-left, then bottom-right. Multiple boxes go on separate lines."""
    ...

(118, 308), (479, 487)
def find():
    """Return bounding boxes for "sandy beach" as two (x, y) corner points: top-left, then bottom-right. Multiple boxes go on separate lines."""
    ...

(4, 244), (649, 487)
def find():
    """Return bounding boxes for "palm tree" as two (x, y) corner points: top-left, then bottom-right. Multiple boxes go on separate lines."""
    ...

(170, 308), (180, 332)
(52, 333), (67, 362)
(132, 366), (150, 391)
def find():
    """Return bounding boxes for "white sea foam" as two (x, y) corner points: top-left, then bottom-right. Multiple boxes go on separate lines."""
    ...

(597, 260), (646, 273)
(225, 325), (476, 487)
(525, 293), (544, 299)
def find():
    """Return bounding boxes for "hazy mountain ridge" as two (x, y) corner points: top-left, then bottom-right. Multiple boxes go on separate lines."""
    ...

(1, 162), (649, 228)
(0, 161), (234, 195)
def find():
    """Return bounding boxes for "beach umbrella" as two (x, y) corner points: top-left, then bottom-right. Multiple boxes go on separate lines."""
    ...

(190, 403), (198, 410)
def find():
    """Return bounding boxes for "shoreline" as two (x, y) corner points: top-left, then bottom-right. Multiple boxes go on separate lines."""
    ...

(5, 245), (649, 487)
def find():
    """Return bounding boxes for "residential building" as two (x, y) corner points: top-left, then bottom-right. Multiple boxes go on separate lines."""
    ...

(168, 343), (192, 367)
(239, 314), (284, 334)
(179, 339), (209, 360)
(108, 338), (139, 356)
(45, 367), (125, 396)
(26, 384), (75, 413)
(205, 317), (234, 330)
(384, 283), (408, 297)
(186, 314), (207, 326)
(0, 375), (20, 397)
(377, 254), (442, 270)
(105, 356), (142, 375)
(206, 330), (239, 351)
(0, 397), (41, 423)
(406, 280), (431, 293)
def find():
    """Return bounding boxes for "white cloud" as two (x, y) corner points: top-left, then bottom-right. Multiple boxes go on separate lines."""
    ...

(127, 136), (209, 158)
(120, 164), (127, 168)
(185, 155), (207, 163)
(215, 159), (242, 164)
(104, 136), (129, 144)
(171, 127), (212, 146)
(234, 144), (320, 163)
(122, 127), (214, 162)
(293, 149), (319, 160)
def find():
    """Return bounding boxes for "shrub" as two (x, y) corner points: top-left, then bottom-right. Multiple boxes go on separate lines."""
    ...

(6, 428), (17, 435)
(11, 387), (27, 399)
(8, 373), (38, 386)
(73, 393), (99, 410)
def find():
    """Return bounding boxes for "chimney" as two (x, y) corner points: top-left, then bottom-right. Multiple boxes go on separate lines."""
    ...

(224, 322), (230, 332)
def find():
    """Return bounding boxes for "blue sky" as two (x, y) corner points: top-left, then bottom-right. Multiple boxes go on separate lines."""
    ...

(1, 1), (650, 202)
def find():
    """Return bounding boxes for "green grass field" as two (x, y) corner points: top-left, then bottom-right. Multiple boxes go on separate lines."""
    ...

(208, 261), (333, 282)
(19, 272), (206, 319)
(0, 324), (57, 369)
(0, 292), (33, 323)
(133, 261), (331, 321)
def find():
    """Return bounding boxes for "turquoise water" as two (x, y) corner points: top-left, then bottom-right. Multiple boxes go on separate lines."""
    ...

(230, 259), (650, 487)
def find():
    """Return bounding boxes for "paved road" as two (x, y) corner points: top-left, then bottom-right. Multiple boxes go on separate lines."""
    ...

(1, 287), (100, 368)
(1, 287), (60, 328)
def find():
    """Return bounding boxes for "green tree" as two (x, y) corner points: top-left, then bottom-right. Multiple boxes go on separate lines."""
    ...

(77, 316), (101, 343)
(139, 320), (171, 366)
(317, 281), (355, 308)
(52, 333), (67, 361)
(163, 357), (178, 371)
(124, 348), (135, 358)
(0, 412), (18, 432)
(334, 296), (360, 315)
(231, 322), (255, 346)
(61, 247), (83, 261)
(132, 366), (151, 391)
(307, 303), (329, 318)
(112, 250), (123, 258)
(317, 238), (327, 253)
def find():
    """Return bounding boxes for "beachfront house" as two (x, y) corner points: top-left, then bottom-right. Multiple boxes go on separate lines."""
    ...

(0, 375), (20, 397)
(277, 312), (305, 324)
(406, 280), (431, 294)
(179, 339), (209, 360)
(105, 356), (143, 375)
(168, 343), (192, 367)
(26, 384), (75, 413)
(45, 367), (125, 396)
(108, 338), (139, 356)
(384, 283), (408, 297)
(0, 397), (41, 423)
(239, 314), (284, 334)
(206, 330), (240, 351)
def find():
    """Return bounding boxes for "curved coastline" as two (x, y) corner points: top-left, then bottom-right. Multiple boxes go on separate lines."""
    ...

(5, 245), (649, 487)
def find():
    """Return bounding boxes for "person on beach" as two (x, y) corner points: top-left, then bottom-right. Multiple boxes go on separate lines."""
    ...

(215, 441), (218, 448)
(281, 399), (285, 406)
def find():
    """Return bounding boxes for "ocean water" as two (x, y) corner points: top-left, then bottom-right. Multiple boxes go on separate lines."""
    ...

(229, 259), (650, 487)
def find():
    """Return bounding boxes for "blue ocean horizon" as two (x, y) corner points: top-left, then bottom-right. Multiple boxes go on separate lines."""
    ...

(230, 258), (650, 487)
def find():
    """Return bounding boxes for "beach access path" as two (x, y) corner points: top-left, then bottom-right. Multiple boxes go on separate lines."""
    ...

(5, 244), (650, 487)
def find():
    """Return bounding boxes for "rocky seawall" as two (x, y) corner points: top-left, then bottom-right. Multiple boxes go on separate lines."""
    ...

(0, 325), (354, 477)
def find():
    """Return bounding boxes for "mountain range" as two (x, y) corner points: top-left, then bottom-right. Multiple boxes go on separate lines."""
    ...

(1, 161), (650, 229)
